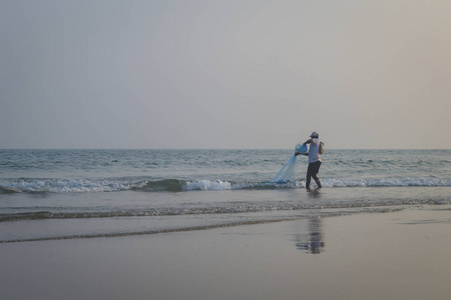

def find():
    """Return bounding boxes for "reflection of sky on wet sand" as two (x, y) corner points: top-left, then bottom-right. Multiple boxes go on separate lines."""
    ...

(4, 206), (451, 299)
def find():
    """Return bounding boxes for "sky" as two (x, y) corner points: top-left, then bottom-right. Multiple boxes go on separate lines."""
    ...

(1, 0), (450, 149)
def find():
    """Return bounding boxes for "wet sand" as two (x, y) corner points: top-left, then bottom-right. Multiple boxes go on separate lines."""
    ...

(2, 205), (451, 300)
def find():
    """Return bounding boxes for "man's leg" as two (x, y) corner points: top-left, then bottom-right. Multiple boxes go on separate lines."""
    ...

(306, 163), (314, 190)
(306, 175), (312, 190)
(312, 175), (321, 188)
(309, 161), (321, 188)
(314, 161), (322, 188)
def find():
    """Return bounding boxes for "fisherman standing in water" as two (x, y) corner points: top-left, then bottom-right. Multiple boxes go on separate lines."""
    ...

(296, 132), (322, 190)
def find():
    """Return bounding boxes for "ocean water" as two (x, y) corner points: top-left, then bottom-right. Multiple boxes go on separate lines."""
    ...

(0, 149), (450, 242)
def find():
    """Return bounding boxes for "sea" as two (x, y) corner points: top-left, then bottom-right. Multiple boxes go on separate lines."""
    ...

(1, 149), (450, 243)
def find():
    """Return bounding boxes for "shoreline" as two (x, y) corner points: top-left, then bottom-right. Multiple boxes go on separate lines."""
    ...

(0, 204), (406, 244)
(3, 205), (451, 299)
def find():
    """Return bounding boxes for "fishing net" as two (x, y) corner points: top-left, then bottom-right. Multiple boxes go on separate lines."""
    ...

(270, 144), (307, 183)
(270, 154), (297, 183)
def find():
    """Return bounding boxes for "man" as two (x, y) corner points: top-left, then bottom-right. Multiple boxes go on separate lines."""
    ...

(295, 132), (322, 190)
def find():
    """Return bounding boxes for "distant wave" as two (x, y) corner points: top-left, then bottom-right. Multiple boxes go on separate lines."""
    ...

(1, 177), (450, 194)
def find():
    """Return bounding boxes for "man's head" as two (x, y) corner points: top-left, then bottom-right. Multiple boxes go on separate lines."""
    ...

(310, 132), (319, 138)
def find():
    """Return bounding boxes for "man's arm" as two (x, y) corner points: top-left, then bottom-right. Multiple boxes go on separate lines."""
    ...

(295, 139), (313, 156)
(295, 152), (308, 156)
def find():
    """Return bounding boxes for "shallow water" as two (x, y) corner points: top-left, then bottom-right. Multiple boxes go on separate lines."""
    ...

(0, 149), (449, 242)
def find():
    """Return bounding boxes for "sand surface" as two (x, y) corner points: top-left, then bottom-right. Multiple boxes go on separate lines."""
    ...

(2, 205), (451, 300)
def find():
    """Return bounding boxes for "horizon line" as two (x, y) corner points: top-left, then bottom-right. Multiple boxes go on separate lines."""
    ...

(0, 148), (449, 151)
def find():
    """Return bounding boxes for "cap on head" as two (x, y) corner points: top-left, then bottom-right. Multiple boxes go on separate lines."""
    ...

(310, 131), (319, 138)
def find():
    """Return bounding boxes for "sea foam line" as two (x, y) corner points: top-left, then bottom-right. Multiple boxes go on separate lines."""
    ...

(0, 177), (450, 193)
(0, 179), (147, 193)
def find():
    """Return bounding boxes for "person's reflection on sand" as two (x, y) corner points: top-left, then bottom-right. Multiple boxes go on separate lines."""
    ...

(295, 218), (325, 254)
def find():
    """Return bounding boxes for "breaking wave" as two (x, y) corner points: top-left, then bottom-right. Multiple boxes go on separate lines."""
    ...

(0, 179), (147, 193)
(0, 177), (450, 194)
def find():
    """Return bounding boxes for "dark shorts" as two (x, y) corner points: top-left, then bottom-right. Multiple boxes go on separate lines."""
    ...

(307, 161), (321, 177)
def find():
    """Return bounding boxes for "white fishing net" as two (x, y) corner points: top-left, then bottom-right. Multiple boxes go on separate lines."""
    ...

(270, 154), (297, 183)
(270, 144), (307, 183)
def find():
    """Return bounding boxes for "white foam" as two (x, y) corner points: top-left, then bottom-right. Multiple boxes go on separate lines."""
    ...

(0, 179), (147, 193)
(1, 176), (449, 193)
(184, 180), (232, 191)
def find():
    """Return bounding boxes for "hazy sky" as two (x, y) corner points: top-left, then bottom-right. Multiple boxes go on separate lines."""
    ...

(1, 0), (450, 149)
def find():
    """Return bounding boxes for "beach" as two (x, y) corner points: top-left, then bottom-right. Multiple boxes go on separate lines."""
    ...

(3, 205), (451, 300)
(3, 0), (451, 298)
(1, 149), (450, 299)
